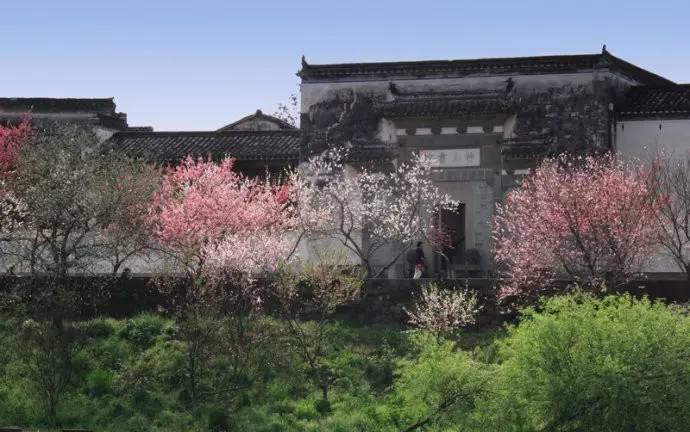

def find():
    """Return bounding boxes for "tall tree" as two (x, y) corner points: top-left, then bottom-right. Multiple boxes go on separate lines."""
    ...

(147, 156), (295, 406)
(493, 154), (660, 299)
(274, 251), (364, 407)
(2, 122), (157, 421)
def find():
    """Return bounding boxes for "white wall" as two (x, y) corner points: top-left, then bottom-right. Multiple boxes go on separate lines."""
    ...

(616, 119), (690, 162)
(302, 70), (631, 112)
(616, 117), (690, 272)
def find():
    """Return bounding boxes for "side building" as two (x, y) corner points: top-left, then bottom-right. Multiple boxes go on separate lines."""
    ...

(108, 109), (300, 177)
(0, 101), (300, 274)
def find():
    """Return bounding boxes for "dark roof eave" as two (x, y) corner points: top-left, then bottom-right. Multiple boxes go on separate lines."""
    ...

(299, 52), (672, 86)
(108, 130), (301, 164)
(0, 97), (117, 113)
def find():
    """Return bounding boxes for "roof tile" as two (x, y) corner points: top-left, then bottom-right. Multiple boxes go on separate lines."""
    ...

(617, 85), (690, 118)
(108, 130), (300, 163)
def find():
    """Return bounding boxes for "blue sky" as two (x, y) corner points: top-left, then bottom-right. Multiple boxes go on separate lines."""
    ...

(2, 0), (689, 130)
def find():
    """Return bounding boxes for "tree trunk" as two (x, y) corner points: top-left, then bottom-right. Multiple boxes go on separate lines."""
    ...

(321, 383), (329, 403)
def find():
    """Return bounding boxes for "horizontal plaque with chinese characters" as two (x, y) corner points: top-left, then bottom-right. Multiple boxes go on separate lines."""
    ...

(420, 148), (480, 168)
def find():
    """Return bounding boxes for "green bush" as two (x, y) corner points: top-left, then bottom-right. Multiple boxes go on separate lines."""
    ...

(207, 407), (230, 432)
(117, 313), (169, 349)
(86, 368), (114, 396)
(490, 293), (690, 431)
(388, 332), (492, 431)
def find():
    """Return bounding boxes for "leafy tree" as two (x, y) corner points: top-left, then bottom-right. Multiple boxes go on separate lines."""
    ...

(493, 153), (660, 298)
(0, 122), (157, 423)
(390, 333), (491, 432)
(491, 293), (690, 431)
(274, 251), (364, 408)
(15, 319), (81, 423)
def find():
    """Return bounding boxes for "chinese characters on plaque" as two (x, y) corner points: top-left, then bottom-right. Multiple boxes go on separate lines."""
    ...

(419, 148), (480, 168)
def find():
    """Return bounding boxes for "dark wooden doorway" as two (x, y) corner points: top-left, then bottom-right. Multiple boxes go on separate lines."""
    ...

(437, 203), (465, 275)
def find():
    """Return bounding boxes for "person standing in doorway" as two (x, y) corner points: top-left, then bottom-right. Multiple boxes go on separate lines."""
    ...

(405, 246), (417, 278)
(413, 241), (426, 279)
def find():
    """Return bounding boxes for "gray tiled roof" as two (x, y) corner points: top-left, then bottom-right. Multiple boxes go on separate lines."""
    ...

(0, 97), (116, 113)
(501, 137), (552, 158)
(617, 85), (690, 118)
(0, 97), (130, 130)
(108, 130), (300, 163)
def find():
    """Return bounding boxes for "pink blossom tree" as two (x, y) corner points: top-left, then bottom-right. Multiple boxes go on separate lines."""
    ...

(0, 117), (31, 181)
(0, 118), (31, 234)
(291, 149), (456, 278)
(493, 153), (661, 299)
(148, 156), (296, 405)
(148, 155), (295, 289)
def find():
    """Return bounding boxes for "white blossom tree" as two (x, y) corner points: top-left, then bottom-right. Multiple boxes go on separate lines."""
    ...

(291, 149), (456, 278)
(406, 282), (479, 337)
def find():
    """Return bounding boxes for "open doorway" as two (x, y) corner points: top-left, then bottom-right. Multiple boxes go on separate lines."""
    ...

(437, 203), (465, 275)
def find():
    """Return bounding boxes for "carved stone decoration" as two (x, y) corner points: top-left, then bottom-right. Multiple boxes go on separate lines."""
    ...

(300, 92), (387, 158)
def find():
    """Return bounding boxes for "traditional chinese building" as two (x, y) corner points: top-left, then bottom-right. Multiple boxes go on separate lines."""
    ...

(297, 47), (687, 276)
(4, 48), (690, 276)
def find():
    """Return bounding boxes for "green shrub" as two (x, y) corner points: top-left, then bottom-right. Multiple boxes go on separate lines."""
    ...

(207, 407), (230, 432)
(389, 332), (491, 430)
(491, 293), (690, 431)
(312, 397), (331, 415)
(86, 368), (114, 396)
(117, 314), (169, 349)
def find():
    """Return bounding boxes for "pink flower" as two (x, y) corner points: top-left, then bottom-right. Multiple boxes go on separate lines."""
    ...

(493, 153), (661, 299)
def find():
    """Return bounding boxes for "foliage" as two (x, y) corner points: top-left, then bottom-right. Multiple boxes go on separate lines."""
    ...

(292, 149), (456, 277)
(490, 293), (690, 431)
(0, 313), (411, 431)
(2, 294), (690, 431)
(15, 318), (83, 423)
(406, 282), (479, 337)
(390, 333), (492, 431)
(273, 251), (365, 404)
(6, 122), (156, 278)
(493, 153), (660, 298)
